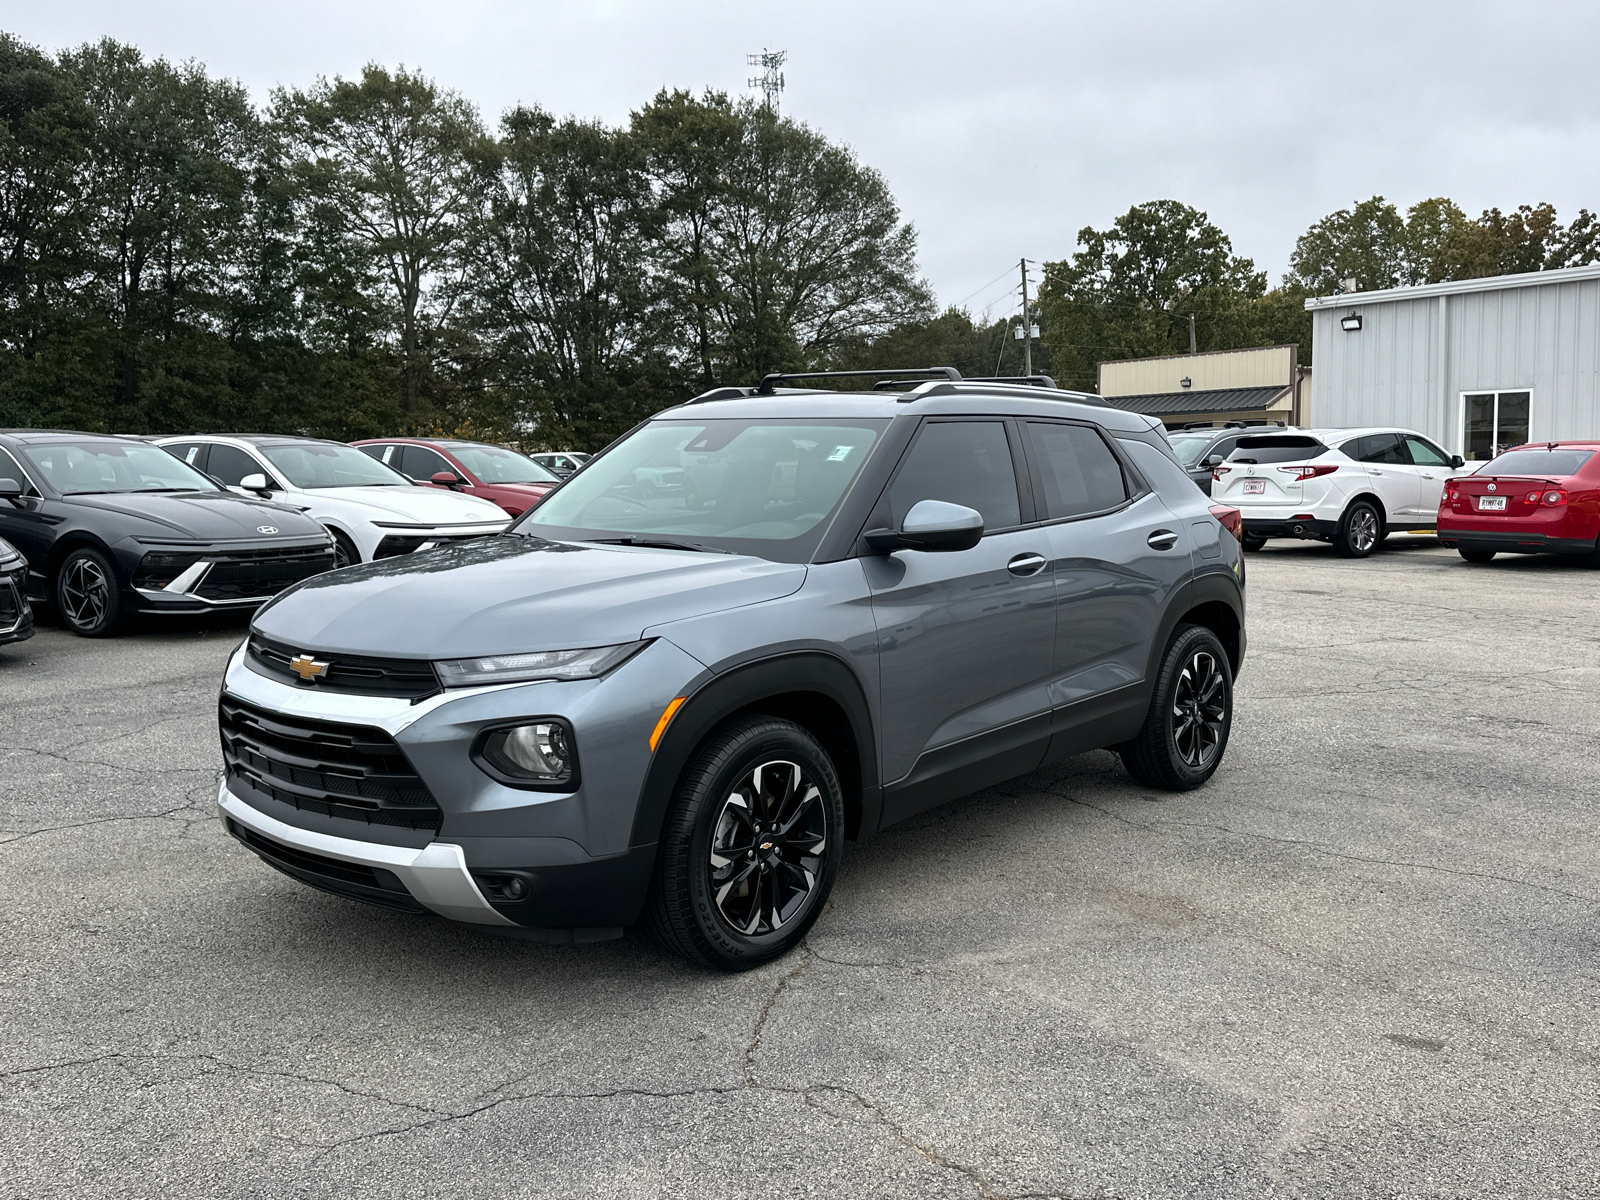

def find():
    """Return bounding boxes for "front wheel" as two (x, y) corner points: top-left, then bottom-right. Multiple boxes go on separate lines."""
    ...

(1334, 500), (1382, 558)
(55, 547), (124, 637)
(1459, 548), (1497, 564)
(1119, 624), (1233, 791)
(329, 529), (360, 570)
(648, 716), (844, 971)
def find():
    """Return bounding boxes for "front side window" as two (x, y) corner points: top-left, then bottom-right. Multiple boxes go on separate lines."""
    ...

(1025, 421), (1128, 520)
(1404, 436), (1451, 467)
(518, 419), (886, 559)
(207, 444), (276, 488)
(888, 420), (1021, 530)
(448, 444), (557, 484)
(259, 442), (413, 489)
(21, 440), (216, 495)
(397, 445), (454, 481)
(1167, 434), (1215, 468)
(0, 448), (39, 495)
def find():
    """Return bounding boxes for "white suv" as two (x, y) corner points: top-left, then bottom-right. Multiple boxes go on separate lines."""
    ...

(1211, 428), (1464, 557)
(155, 435), (510, 568)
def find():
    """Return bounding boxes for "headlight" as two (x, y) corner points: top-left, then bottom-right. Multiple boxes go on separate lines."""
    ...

(435, 640), (648, 688)
(473, 719), (578, 789)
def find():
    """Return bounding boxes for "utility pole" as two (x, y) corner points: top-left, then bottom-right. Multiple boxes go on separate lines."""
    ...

(747, 49), (787, 110)
(1187, 313), (1196, 355)
(1019, 258), (1032, 377)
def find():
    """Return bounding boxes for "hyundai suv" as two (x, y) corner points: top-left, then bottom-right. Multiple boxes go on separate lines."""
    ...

(216, 370), (1246, 970)
(1212, 428), (1463, 556)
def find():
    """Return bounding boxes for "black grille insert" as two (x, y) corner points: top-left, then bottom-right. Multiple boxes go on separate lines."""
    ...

(247, 636), (439, 698)
(194, 546), (336, 601)
(220, 697), (443, 831)
(373, 532), (493, 559)
(227, 819), (427, 913)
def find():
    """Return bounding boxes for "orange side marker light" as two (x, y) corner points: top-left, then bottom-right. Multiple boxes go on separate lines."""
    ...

(649, 697), (687, 752)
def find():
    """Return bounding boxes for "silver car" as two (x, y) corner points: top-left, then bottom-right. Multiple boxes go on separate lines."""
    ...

(216, 371), (1247, 970)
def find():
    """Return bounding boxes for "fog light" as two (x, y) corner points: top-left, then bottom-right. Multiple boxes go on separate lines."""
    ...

(474, 719), (578, 788)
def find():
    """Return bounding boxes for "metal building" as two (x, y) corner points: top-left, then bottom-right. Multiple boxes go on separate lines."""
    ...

(1097, 345), (1311, 428)
(1307, 263), (1600, 462)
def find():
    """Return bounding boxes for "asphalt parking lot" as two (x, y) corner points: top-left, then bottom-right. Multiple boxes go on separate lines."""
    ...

(3, 538), (1598, 1200)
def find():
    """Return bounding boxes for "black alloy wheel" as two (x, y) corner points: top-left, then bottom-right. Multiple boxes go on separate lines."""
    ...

(56, 546), (123, 637)
(1459, 549), (1497, 564)
(649, 716), (844, 971)
(1334, 500), (1382, 558)
(1119, 623), (1233, 791)
(329, 529), (359, 570)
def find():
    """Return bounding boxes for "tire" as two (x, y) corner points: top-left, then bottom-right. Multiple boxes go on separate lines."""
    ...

(328, 528), (360, 570)
(1459, 549), (1497, 564)
(1119, 624), (1233, 791)
(1241, 534), (1267, 552)
(1333, 500), (1382, 558)
(55, 546), (124, 637)
(648, 716), (844, 971)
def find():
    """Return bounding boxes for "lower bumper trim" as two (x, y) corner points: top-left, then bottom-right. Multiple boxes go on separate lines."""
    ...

(1439, 532), (1596, 555)
(219, 784), (517, 926)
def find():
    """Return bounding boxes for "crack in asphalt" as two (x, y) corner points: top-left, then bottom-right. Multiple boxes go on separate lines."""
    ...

(0, 743), (217, 776)
(0, 803), (213, 845)
(1054, 793), (1599, 904)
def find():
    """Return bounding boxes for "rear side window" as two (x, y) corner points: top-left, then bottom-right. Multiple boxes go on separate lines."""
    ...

(889, 421), (1021, 530)
(1481, 448), (1596, 475)
(1347, 433), (1408, 464)
(1025, 421), (1128, 519)
(1228, 436), (1328, 465)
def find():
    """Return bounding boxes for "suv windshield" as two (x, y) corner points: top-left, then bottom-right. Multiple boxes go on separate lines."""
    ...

(1228, 436), (1329, 465)
(1167, 434), (1216, 468)
(261, 442), (412, 489)
(517, 418), (887, 559)
(21, 440), (216, 495)
(1479, 448), (1596, 476)
(449, 444), (558, 484)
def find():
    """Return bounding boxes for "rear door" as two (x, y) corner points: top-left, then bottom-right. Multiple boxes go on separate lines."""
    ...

(1346, 433), (1422, 521)
(864, 418), (1056, 808)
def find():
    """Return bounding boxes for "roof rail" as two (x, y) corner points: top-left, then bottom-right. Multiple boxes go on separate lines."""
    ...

(753, 367), (961, 395)
(963, 374), (1059, 390)
(684, 386), (751, 405)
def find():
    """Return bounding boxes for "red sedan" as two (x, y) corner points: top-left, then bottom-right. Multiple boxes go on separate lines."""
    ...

(352, 438), (560, 517)
(1438, 441), (1600, 564)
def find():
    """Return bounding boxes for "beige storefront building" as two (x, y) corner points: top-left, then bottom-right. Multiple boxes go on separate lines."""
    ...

(1095, 345), (1311, 429)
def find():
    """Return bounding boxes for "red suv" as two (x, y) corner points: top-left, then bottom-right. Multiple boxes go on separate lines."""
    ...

(352, 438), (559, 517)
(1438, 441), (1600, 564)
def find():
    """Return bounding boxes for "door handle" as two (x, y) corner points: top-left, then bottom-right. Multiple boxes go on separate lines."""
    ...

(1147, 529), (1179, 551)
(1006, 552), (1048, 576)
(1369, 469), (1384, 475)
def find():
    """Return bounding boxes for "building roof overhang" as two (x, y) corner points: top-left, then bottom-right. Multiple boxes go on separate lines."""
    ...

(1096, 384), (1290, 417)
(1304, 262), (1600, 310)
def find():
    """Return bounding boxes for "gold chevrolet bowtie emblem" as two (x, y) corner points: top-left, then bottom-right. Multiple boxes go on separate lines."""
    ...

(289, 654), (330, 682)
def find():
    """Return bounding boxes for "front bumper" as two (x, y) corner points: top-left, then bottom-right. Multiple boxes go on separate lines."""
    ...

(0, 572), (33, 645)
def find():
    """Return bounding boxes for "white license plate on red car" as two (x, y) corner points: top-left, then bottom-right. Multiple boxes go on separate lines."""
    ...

(1242, 479), (1266, 495)
(1478, 496), (1506, 510)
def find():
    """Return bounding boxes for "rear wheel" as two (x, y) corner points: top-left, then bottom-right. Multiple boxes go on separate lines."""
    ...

(1459, 549), (1497, 564)
(1241, 534), (1267, 552)
(648, 716), (844, 971)
(55, 547), (123, 637)
(1334, 501), (1382, 558)
(1119, 624), (1233, 791)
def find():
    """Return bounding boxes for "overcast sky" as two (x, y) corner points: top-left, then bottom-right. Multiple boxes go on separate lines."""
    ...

(9, 1), (1600, 320)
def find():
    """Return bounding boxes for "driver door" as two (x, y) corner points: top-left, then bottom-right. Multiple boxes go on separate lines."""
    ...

(864, 419), (1057, 824)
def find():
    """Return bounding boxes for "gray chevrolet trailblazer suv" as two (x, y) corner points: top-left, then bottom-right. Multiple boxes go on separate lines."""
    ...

(217, 369), (1246, 970)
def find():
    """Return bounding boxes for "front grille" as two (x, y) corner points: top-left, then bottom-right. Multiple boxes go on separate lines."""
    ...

(0, 576), (21, 629)
(373, 532), (493, 559)
(227, 819), (427, 913)
(220, 697), (443, 831)
(194, 546), (336, 601)
(248, 636), (439, 698)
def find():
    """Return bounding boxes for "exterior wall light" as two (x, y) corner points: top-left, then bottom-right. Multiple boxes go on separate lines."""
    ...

(1180, 376), (1192, 388)
(1341, 312), (1363, 332)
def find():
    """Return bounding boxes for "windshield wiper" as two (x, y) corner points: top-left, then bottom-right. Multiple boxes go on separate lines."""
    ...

(589, 536), (730, 554)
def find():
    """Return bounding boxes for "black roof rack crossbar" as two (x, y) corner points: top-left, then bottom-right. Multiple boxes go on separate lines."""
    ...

(962, 375), (1059, 390)
(754, 367), (961, 395)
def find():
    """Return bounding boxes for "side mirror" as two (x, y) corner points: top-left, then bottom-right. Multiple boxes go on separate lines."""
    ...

(1201, 455), (1223, 468)
(865, 499), (984, 554)
(1450, 454), (1465, 469)
(238, 473), (272, 495)
(431, 470), (466, 490)
(0, 477), (22, 505)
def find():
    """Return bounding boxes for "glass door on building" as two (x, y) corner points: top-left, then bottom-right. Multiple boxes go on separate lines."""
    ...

(1463, 392), (1530, 461)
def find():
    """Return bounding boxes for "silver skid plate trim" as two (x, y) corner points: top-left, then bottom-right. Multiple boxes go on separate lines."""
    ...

(218, 784), (517, 927)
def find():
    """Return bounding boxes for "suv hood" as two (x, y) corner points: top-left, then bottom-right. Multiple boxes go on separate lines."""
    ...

(67, 491), (327, 542)
(252, 535), (806, 658)
(305, 485), (507, 524)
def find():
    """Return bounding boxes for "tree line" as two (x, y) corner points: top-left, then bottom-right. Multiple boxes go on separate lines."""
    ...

(3, 32), (1596, 442)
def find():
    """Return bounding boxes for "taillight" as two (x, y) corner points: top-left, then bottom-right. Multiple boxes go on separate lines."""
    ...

(1542, 489), (1567, 507)
(1212, 465), (1231, 481)
(1278, 464), (1338, 481)
(1209, 504), (1243, 542)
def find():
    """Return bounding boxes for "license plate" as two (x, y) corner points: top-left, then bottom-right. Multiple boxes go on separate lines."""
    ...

(1478, 496), (1506, 510)
(1242, 480), (1265, 495)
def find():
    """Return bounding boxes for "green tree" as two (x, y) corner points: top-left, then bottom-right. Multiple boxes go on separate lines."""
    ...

(1037, 200), (1267, 391)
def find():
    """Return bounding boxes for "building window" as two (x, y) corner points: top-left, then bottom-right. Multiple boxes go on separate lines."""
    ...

(1462, 391), (1530, 461)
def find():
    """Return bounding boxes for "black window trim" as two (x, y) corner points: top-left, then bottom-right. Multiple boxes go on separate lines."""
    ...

(1018, 416), (1149, 529)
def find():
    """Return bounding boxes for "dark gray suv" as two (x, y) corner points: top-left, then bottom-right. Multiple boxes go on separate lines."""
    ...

(216, 370), (1246, 970)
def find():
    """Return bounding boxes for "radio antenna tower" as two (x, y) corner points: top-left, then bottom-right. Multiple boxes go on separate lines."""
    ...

(747, 48), (786, 110)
